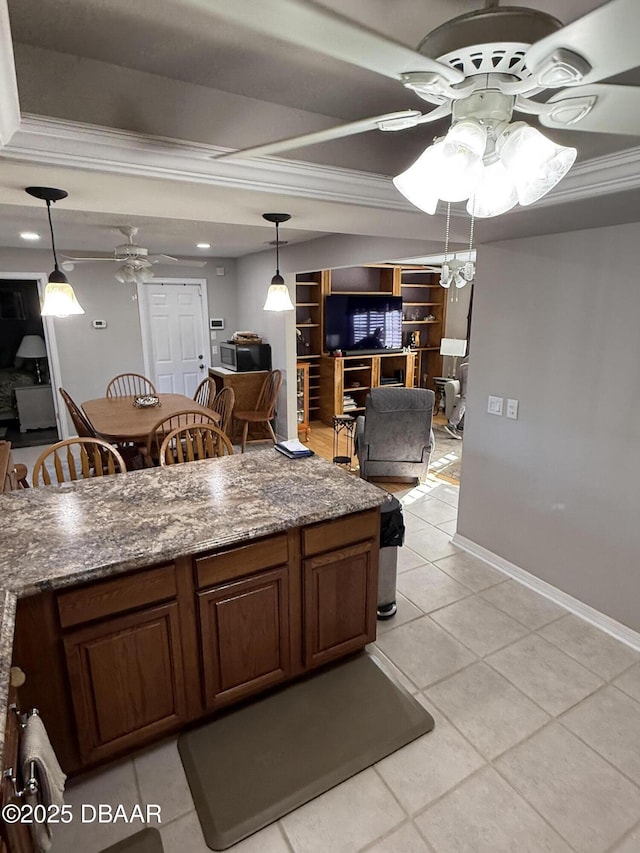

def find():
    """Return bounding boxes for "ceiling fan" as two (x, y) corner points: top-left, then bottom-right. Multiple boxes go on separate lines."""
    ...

(207, 0), (640, 216)
(62, 226), (207, 284)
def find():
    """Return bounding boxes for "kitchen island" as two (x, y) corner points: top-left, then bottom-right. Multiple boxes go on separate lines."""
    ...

(0, 450), (387, 778)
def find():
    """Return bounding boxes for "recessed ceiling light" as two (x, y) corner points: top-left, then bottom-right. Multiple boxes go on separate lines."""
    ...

(20, 231), (40, 241)
(196, 242), (211, 249)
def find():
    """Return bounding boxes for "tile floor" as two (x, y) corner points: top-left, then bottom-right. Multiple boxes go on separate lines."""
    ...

(10, 455), (640, 853)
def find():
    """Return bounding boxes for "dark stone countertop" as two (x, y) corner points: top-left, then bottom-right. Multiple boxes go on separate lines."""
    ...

(0, 450), (388, 759)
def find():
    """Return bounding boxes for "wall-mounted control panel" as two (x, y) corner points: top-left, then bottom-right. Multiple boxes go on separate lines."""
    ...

(92, 320), (107, 329)
(210, 318), (225, 330)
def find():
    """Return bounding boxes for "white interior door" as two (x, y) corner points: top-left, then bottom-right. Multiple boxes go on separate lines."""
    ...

(140, 281), (208, 396)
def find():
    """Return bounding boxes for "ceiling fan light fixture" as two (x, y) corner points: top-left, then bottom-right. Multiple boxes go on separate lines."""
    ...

(262, 213), (294, 312)
(25, 186), (85, 318)
(497, 121), (577, 205)
(392, 143), (442, 214)
(438, 120), (486, 201)
(468, 159), (518, 218)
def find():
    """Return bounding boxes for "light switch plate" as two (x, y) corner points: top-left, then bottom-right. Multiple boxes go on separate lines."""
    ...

(488, 395), (504, 415)
(506, 398), (519, 419)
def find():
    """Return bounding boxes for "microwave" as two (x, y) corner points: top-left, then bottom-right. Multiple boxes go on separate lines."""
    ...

(219, 342), (272, 372)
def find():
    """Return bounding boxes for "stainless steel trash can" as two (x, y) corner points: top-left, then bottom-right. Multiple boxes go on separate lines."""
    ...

(378, 497), (405, 619)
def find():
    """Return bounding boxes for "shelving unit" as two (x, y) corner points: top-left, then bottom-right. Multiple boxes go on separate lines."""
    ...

(294, 263), (443, 424)
(319, 352), (416, 425)
(400, 267), (447, 391)
(296, 362), (310, 441)
(295, 272), (325, 424)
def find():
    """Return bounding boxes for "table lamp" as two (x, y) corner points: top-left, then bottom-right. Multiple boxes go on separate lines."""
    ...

(439, 337), (467, 378)
(16, 334), (47, 383)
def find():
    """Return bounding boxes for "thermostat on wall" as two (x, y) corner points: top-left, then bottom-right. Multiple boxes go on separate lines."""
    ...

(210, 318), (225, 330)
(92, 320), (107, 329)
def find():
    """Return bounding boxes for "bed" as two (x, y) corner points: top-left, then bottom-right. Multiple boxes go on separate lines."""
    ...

(0, 368), (35, 421)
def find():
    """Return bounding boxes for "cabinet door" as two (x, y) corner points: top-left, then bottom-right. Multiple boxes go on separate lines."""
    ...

(199, 567), (290, 709)
(304, 540), (377, 669)
(64, 603), (187, 764)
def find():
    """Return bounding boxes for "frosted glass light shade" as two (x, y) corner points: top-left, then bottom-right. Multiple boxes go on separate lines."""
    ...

(41, 273), (84, 317)
(467, 160), (518, 218)
(263, 283), (294, 311)
(439, 120), (487, 202)
(392, 143), (442, 214)
(498, 122), (577, 206)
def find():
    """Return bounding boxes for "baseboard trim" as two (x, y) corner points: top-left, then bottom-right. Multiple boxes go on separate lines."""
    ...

(451, 533), (640, 653)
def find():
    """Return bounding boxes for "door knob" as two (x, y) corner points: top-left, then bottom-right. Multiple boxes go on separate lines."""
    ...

(199, 364), (204, 369)
(198, 354), (203, 359)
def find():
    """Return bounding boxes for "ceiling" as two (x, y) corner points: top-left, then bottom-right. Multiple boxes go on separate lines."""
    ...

(2, 0), (640, 260)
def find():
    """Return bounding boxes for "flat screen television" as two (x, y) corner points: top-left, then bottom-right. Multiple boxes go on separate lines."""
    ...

(324, 294), (403, 354)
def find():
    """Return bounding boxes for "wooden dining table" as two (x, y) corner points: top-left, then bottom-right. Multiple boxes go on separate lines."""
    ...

(82, 393), (220, 444)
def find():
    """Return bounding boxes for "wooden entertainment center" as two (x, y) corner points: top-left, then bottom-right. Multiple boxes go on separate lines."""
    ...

(295, 264), (447, 429)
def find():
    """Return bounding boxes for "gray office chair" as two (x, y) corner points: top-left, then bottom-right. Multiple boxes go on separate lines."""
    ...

(356, 387), (435, 483)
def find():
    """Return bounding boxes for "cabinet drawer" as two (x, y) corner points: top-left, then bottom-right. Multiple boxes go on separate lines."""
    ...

(195, 534), (288, 589)
(303, 509), (380, 557)
(57, 563), (177, 629)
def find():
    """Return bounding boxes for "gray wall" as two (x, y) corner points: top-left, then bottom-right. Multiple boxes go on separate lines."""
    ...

(0, 247), (237, 433)
(458, 222), (640, 632)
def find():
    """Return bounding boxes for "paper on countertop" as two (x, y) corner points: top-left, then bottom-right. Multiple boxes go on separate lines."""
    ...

(279, 438), (310, 453)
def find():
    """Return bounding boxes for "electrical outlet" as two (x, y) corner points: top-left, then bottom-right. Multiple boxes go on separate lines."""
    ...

(506, 398), (519, 419)
(488, 395), (504, 416)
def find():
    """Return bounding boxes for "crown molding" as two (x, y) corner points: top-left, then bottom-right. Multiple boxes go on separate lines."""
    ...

(4, 114), (640, 217)
(0, 0), (20, 148)
(5, 115), (415, 212)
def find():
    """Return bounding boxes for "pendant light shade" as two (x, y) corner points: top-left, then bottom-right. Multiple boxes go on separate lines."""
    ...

(25, 186), (85, 317)
(263, 213), (294, 311)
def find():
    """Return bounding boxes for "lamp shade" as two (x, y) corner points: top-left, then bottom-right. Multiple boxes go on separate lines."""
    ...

(467, 160), (518, 218)
(439, 338), (467, 357)
(263, 283), (294, 311)
(16, 335), (47, 359)
(41, 275), (85, 317)
(497, 122), (577, 206)
(392, 143), (441, 215)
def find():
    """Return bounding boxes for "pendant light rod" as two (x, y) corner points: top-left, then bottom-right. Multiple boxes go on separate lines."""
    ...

(262, 213), (291, 280)
(45, 199), (61, 271)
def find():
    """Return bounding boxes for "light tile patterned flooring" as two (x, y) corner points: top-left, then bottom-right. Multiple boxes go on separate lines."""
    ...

(32, 472), (640, 853)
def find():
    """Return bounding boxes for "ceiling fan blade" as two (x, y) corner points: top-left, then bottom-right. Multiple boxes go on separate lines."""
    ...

(61, 256), (117, 263)
(186, 0), (462, 84)
(541, 84), (640, 135)
(215, 110), (425, 160)
(525, 0), (640, 86)
(150, 255), (207, 267)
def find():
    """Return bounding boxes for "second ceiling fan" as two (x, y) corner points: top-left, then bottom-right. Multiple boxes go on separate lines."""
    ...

(62, 226), (207, 284)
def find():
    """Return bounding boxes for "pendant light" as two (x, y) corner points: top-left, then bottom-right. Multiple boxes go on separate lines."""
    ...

(262, 213), (294, 311)
(25, 186), (85, 317)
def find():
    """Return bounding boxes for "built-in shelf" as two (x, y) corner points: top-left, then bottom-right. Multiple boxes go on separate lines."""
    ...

(402, 319), (439, 325)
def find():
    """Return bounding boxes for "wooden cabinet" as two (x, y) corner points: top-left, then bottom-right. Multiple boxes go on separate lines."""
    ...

(303, 510), (379, 668)
(209, 367), (270, 443)
(319, 351), (416, 424)
(63, 602), (187, 764)
(199, 567), (290, 708)
(296, 361), (310, 441)
(12, 511), (380, 775)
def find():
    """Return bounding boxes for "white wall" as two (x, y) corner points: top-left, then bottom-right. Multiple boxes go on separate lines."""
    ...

(0, 247), (237, 433)
(458, 222), (640, 631)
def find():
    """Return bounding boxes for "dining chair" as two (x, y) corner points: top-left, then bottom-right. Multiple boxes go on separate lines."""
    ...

(59, 387), (99, 439)
(159, 423), (234, 466)
(233, 369), (283, 453)
(211, 386), (235, 437)
(105, 373), (157, 398)
(144, 408), (219, 466)
(32, 438), (127, 487)
(193, 377), (216, 409)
